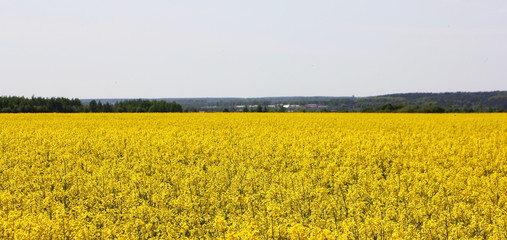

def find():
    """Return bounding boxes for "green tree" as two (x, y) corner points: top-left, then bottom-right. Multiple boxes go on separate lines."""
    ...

(256, 105), (263, 112)
(89, 100), (99, 112)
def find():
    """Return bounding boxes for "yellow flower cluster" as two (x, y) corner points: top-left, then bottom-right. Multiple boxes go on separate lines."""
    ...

(0, 113), (506, 239)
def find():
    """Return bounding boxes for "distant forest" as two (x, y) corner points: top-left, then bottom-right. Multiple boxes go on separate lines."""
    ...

(168, 91), (505, 113)
(1, 91), (506, 113)
(0, 97), (182, 113)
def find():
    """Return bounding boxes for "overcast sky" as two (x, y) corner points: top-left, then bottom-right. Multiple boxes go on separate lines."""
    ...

(1, 0), (506, 98)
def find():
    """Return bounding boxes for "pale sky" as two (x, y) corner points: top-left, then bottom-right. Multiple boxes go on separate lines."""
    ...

(1, 0), (506, 98)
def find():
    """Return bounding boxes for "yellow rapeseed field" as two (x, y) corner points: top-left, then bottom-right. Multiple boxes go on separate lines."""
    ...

(0, 113), (506, 239)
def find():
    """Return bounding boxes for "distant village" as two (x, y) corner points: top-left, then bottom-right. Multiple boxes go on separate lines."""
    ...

(200, 103), (330, 112)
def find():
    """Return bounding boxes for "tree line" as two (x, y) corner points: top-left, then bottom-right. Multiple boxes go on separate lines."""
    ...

(1, 94), (504, 113)
(158, 91), (506, 112)
(0, 97), (182, 113)
(87, 99), (182, 113)
(360, 103), (505, 113)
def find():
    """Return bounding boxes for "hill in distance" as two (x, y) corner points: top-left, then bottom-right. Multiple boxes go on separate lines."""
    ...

(83, 91), (507, 112)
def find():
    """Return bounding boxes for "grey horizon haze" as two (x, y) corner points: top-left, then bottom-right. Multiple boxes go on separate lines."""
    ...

(1, 0), (506, 99)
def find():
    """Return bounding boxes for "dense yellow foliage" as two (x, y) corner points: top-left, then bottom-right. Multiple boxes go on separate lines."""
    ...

(0, 113), (506, 239)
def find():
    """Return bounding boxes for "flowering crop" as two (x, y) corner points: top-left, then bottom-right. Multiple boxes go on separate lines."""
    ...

(0, 113), (506, 239)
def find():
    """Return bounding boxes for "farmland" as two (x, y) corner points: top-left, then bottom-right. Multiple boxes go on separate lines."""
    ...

(0, 113), (506, 239)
